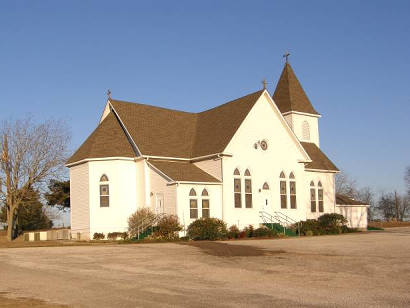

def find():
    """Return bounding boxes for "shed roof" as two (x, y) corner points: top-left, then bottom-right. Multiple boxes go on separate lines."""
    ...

(300, 142), (339, 172)
(148, 160), (221, 183)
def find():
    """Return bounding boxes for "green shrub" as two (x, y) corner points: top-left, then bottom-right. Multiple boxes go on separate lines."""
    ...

(298, 219), (321, 236)
(187, 218), (227, 240)
(93, 232), (105, 240)
(318, 213), (348, 234)
(227, 225), (240, 239)
(156, 215), (182, 240)
(243, 225), (255, 237)
(128, 208), (157, 238)
(305, 230), (314, 236)
(254, 227), (276, 238)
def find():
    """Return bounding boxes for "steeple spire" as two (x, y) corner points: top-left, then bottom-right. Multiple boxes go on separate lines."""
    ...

(272, 61), (319, 115)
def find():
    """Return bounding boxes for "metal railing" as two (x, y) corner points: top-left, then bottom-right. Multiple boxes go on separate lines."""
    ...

(136, 213), (166, 239)
(259, 211), (300, 236)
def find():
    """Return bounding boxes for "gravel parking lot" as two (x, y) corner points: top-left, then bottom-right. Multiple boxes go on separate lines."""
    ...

(0, 228), (409, 307)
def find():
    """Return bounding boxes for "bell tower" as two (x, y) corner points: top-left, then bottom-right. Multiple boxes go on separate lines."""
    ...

(272, 56), (321, 147)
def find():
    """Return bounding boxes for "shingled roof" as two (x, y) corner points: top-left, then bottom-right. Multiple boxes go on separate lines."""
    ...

(67, 90), (264, 164)
(148, 160), (221, 183)
(67, 112), (135, 165)
(300, 142), (339, 172)
(273, 63), (319, 115)
(336, 194), (368, 206)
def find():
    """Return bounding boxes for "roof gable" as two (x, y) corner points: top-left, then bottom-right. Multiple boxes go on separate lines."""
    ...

(273, 63), (319, 115)
(67, 112), (135, 165)
(110, 90), (264, 159)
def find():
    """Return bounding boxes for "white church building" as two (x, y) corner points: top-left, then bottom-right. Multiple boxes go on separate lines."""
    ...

(67, 61), (368, 239)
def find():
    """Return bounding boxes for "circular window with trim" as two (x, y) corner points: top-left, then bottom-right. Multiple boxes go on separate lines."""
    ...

(260, 140), (268, 151)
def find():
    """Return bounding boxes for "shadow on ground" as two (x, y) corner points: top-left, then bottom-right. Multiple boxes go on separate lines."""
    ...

(182, 241), (286, 257)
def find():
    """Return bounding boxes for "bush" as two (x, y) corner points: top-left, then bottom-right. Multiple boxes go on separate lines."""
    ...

(128, 208), (157, 238)
(93, 232), (105, 240)
(227, 225), (240, 239)
(298, 220), (321, 236)
(107, 232), (128, 240)
(187, 218), (227, 240)
(318, 213), (348, 234)
(243, 225), (255, 237)
(156, 215), (182, 240)
(297, 214), (351, 236)
(254, 226), (276, 238)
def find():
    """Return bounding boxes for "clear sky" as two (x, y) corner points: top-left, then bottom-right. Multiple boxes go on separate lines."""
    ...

(1, 0), (409, 198)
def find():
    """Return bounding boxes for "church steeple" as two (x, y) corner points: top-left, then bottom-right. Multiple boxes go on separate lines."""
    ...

(273, 62), (319, 115)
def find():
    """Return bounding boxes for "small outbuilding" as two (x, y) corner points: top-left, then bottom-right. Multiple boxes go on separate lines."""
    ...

(336, 194), (368, 230)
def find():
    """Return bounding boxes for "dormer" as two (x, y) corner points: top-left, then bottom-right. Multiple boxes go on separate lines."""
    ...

(273, 61), (321, 147)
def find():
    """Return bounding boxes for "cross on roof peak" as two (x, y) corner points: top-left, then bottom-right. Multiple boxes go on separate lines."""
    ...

(283, 51), (290, 63)
(107, 89), (112, 99)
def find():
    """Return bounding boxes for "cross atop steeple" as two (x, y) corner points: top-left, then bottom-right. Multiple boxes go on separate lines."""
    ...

(107, 89), (112, 99)
(262, 79), (267, 90)
(283, 51), (290, 63)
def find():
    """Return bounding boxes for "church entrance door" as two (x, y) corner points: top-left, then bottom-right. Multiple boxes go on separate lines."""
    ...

(155, 193), (164, 214)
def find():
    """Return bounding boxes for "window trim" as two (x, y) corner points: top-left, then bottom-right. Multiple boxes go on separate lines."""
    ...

(244, 169), (252, 208)
(289, 172), (296, 209)
(99, 175), (109, 207)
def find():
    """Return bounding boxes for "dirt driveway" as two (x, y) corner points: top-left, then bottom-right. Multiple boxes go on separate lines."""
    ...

(0, 228), (409, 307)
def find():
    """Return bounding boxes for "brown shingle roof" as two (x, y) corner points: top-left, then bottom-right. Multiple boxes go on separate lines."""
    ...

(273, 63), (319, 115)
(148, 160), (220, 183)
(300, 142), (339, 172)
(192, 90), (264, 157)
(336, 194), (368, 205)
(67, 112), (135, 165)
(110, 90), (264, 158)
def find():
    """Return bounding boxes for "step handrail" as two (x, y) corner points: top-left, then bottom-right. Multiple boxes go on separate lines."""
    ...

(274, 211), (301, 236)
(259, 211), (287, 234)
(137, 213), (166, 239)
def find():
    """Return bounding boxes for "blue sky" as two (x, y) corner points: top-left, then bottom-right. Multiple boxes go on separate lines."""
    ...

(1, 0), (409, 199)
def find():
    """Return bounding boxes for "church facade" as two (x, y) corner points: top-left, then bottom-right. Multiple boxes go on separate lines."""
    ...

(67, 62), (368, 239)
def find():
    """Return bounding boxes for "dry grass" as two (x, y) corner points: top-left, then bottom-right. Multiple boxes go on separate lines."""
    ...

(368, 221), (410, 228)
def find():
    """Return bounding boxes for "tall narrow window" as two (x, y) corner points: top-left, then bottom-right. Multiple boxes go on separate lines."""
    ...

(280, 172), (287, 209)
(244, 169), (252, 208)
(201, 189), (210, 218)
(310, 181), (316, 212)
(318, 182), (324, 212)
(234, 169), (241, 208)
(302, 121), (310, 141)
(100, 175), (109, 207)
(189, 188), (198, 219)
(289, 172), (297, 209)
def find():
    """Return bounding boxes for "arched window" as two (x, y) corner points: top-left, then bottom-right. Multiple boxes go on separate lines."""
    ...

(234, 169), (241, 208)
(310, 181), (316, 212)
(318, 181), (324, 212)
(289, 172), (296, 209)
(302, 121), (310, 141)
(189, 188), (198, 219)
(244, 169), (252, 208)
(100, 174), (109, 207)
(262, 182), (269, 190)
(280, 172), (287, 209)
(201, 189), (210, 218)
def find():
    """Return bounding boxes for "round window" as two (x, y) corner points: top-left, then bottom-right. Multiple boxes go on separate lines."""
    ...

(260, 140), (268, 151)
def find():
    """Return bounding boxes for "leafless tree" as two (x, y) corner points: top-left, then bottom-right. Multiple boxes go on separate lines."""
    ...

(335, 171), (358, 198)
(377, 191), (409, 221)
(0, 117), (70, 240)
(405, 166), (410, 198)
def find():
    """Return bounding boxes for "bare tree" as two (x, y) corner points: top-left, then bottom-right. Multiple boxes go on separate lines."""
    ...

(335, 171), (358, 198)
(405, 166), (410, 198)
(0, 117), (70, 240)
(377, 191), (409, 221)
